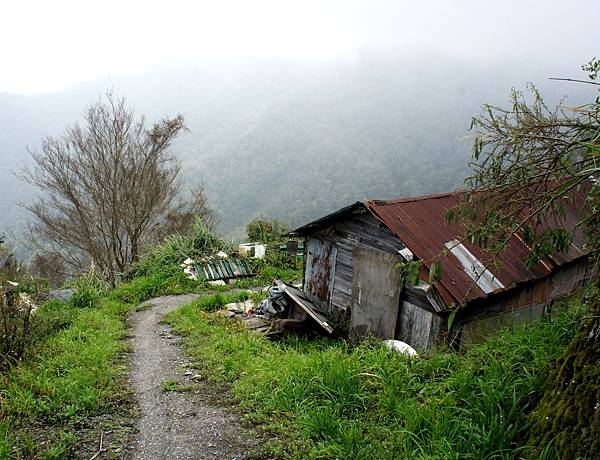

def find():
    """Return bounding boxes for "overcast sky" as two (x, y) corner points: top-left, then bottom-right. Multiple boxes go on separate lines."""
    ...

(2, 0), (599, 95)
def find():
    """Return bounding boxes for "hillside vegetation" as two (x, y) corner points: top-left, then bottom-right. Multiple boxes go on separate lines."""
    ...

(165, 292), (583, 459)
(1, 55), (592, 244)
(0, 216), (594, 459)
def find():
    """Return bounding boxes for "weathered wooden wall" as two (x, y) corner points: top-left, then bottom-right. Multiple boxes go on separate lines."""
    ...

(303, 210), (404, 324)
(397, 284), (444, 350)
(458, 257), (592, 348)
(304, 238), (337, 307)
(398, 301), (444, 350)
(349, 246), (403, 343)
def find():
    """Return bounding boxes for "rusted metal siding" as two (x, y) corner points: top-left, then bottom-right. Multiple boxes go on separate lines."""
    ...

(366, 190), (587, 308)
(303, 237), (337, 314)
(196, 258), (253, 280)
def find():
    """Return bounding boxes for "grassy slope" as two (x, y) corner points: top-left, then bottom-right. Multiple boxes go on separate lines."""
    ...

(0, 273), (206, 459)
(165, 294), (583, 460)
(0, 255), (580, 459)
(0, 298), (131, 459)
(0, 261), (300, 459)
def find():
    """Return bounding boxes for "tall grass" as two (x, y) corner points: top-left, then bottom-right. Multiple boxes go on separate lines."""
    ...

(165, 296), (582, 459)
(131, 219), (228, 279)
(131, 217), (302, 288)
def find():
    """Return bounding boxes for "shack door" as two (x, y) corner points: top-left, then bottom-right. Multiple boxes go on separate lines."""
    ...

(304, 237), (337, 313)
(350, 246), (403, 343)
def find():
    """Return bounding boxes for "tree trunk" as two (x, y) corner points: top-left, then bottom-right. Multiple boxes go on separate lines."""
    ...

(527, 292), (600, 458)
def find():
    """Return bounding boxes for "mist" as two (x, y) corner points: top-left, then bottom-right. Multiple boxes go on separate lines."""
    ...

(1, 0), (599, 248)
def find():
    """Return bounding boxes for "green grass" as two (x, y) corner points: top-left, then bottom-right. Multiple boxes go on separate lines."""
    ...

(0, 297), (131, 458)
(131, 218), (228, 279)
(165, 295), (583, 459)
(162, 380), (179, 392)
(0, 269), (268, 458)
(0, 272), (186, 458)
(129, 217), (302, 290)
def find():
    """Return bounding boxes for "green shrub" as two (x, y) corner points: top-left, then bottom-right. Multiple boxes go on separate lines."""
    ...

(132, 218), (228, 279)
(246, 218), (289, 244)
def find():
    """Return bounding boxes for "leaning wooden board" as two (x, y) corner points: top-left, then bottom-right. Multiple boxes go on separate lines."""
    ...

(275, 280), (334, 334)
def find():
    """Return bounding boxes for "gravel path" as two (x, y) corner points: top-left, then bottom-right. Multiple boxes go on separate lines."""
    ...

(130, 295), (259, 460)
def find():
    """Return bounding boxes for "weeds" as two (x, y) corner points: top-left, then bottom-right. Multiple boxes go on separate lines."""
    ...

(165, 294), (582, 459)
(131, 219), (228, 279)
(0, 282), (38, 368)
(0, 270), (173, 457)
(162, 380), (179, 391)
(69, 269), (109, 309)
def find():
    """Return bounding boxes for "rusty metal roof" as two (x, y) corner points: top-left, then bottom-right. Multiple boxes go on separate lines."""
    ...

(366, 190), (587, 307)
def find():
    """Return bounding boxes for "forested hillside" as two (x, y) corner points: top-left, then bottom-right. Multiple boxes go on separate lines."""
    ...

(0, 53), (590, 242)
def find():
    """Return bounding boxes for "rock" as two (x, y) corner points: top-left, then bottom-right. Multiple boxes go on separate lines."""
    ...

(49, 288), (74, 302)
(217, 310), (236, 318)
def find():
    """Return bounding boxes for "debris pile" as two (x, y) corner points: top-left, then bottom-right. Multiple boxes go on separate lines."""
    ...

(216, 280), (334, 336)
(255, 284), (289, 319)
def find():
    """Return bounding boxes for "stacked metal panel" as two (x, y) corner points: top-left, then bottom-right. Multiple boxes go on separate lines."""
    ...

(196, 258), (253, 281)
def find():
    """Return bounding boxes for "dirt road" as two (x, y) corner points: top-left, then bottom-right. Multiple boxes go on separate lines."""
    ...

(130, 295), (258, 460)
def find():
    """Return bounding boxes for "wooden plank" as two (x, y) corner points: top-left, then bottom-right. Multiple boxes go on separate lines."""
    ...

(402, 285), (437, 313)
(275, 280), (334, 334)
(398, 301), (441, 350)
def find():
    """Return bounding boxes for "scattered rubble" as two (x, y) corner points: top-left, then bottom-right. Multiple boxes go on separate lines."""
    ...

(216, 280), (333, 337)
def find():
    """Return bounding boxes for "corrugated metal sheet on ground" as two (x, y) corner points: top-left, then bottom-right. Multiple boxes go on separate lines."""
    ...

(196, 258), (253, 281)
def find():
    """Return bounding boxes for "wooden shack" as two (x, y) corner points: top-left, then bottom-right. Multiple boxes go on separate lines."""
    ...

(290, 191), (593, 350)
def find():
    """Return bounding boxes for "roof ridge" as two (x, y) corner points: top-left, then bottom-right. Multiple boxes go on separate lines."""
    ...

(366, 189), (464, 205)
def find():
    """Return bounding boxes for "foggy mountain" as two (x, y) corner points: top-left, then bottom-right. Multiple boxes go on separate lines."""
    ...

(0, 52), (592, 245)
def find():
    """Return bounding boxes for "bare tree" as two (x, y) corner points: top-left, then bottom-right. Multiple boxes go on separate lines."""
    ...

(21, 93), (211, 284)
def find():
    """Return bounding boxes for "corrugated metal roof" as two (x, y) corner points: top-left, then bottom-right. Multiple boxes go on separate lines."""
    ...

(366, 190), (587, 307)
